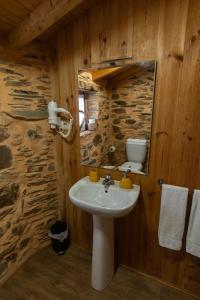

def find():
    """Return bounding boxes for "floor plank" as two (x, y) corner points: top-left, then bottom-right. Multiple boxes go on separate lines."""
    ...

(0, 246), (199, 300)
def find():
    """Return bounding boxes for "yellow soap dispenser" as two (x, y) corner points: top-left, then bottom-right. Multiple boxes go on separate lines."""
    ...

(89, 168), (100, 182)
(120, 170), (133, 189)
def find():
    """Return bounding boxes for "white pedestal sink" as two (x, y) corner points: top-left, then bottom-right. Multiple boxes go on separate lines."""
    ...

(69, 176), (140, 291)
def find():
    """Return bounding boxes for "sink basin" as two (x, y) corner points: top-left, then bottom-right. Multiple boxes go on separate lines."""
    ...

(69, 176), (140, 217)
(69, 176), (140, 291)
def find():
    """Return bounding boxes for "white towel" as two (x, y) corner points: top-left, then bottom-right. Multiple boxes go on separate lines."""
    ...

(186, 190), (200, 257)
(158, 184), (188, 250)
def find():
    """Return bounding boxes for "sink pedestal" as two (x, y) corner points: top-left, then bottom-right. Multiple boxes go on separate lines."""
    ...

(91, 215), (114, 291)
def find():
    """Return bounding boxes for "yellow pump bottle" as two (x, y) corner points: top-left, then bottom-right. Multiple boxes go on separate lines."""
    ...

(89, 169), (100, 182)
(120, 170), (133, 189)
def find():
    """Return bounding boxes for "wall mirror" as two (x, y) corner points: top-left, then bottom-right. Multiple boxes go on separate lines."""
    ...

(78, 59), (156, 175)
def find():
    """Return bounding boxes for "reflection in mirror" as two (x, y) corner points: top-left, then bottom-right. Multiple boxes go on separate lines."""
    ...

(78, 60), (156, 175)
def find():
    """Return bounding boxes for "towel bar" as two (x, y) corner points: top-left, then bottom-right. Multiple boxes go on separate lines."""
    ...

(158, 178), (194, 195)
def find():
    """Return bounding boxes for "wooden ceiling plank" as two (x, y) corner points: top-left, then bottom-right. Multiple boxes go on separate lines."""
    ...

(0, 6), (22, 24)
(0, 14), (20, 28)
(16, 0), (42, 11)
(0, 0), (29, 18)
(0, 19), (13, 33)
(0, 0), (43, 35)
(5, 0), (91, 49)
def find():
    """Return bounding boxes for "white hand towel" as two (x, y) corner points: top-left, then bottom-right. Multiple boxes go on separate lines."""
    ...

(186, 190), (200, 257)
(158, 184), (188, 250)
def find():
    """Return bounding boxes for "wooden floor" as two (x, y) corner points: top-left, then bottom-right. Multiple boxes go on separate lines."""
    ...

(0, 246), (199, 300)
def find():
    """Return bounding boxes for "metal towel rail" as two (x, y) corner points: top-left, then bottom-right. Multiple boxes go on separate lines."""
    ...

(158, 178), (194, 195)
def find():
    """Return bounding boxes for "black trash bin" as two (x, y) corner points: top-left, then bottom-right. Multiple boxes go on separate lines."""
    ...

(49, 221), (70, 255)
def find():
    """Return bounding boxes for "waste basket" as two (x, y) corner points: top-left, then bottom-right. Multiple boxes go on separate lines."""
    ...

(49, 221), (70, 255)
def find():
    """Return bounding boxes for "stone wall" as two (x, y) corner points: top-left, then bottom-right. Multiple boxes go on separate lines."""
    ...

(108, 62), (155, 167)
(79, 72), (109, 167)
(0, 45), (58, 284)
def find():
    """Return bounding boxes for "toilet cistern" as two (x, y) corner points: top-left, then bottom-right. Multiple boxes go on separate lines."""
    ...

(119, 138), (147, 173)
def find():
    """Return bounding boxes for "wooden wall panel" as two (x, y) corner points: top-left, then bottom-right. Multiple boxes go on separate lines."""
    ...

(168, 0), (200, 188)
(49, 0), (200, 296)
(131, 0), (160, 61)
(90, 1), (111, 63)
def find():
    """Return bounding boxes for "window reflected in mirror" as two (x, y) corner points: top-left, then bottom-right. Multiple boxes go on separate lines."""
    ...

(79, 94), (85, 130)
(78, 60), (156, 175)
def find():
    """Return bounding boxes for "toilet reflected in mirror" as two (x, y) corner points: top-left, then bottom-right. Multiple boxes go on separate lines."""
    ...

(78, 59), (156, 175)
(118, 139), (147, 174)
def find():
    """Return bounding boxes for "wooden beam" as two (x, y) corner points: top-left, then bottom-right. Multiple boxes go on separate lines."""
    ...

(5, 0), (92, 49)
(91, 67), (120, 81)
(109, 61), (155, 85)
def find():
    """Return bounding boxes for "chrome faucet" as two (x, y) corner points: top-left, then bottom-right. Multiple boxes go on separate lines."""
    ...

(102, 175), (114, 193)
(125, 166), (132, 175)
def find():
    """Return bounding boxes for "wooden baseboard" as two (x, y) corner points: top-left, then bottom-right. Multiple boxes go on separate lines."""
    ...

(120, 264), (200, 300)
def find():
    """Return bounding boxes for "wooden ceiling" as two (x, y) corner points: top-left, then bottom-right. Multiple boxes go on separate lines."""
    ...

(0, 0), (99, 49)
(0, 0), (42, 34)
